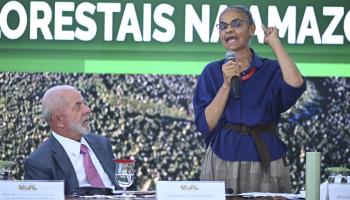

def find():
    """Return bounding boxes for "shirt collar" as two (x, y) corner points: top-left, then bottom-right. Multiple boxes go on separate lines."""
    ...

(240, 49), (261, 76)
(52, 131), (89, 157)
(223, 48), (263, 74)
(249, 48), (262, 69)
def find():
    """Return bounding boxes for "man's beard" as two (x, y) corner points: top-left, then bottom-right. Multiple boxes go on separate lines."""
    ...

(68, 121), (91, 136)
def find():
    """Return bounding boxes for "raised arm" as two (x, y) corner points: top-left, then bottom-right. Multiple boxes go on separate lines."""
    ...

(262, 25), (304, 88)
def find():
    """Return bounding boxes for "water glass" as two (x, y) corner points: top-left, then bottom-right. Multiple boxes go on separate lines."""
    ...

(0, 161), (14, 180)
(113, 159), (135, 197)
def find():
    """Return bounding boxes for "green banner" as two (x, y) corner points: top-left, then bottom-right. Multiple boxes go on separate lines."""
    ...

(0, 0), (349, 76)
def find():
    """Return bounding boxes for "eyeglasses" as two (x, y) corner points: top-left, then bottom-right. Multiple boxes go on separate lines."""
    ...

(216, 19), (251, 32)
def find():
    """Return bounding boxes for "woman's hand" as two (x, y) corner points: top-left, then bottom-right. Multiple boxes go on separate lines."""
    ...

(262, 25), (281, 48)
(222, 60), (241, 88)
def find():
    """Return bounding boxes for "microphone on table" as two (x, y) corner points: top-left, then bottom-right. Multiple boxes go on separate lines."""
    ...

(225, 50), (240, 99)
(225, 188), (234, 194)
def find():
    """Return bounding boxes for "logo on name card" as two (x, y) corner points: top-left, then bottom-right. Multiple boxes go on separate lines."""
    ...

(157, 181), (225, 200)
(180, 184), (199, 190)
(18, 185), (37, 190)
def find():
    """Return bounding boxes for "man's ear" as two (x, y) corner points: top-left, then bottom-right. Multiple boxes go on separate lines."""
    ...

(52, 115), (64, 128)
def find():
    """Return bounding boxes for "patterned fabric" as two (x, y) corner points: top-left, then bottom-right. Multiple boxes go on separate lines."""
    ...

(80, 144), (105, 187)
(200, 147), (292, 194)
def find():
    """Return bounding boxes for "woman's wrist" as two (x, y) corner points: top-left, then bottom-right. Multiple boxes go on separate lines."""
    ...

(269, 38), (282, 51)
(222, 81), (231, 89)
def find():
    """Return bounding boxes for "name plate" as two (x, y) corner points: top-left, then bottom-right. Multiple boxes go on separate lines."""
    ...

(328, 184), (350, 200)
(0, 181), (64, 200)
(157, 181), (225, 200)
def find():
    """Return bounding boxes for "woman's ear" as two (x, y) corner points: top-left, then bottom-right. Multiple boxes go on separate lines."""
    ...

(249, 24), (256, 37)
(218, 32), (223, 42)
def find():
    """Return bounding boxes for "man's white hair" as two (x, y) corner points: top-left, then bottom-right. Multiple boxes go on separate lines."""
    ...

(41, 85), (77, 125)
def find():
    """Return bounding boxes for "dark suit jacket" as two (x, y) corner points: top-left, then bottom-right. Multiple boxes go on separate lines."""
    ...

(24, 133), (118, 195)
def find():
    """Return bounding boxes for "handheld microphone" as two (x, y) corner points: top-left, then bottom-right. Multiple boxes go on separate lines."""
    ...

(225, 50), (240, 99)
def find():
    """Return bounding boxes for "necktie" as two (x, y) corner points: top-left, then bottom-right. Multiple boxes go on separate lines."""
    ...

(80, 144), (105, 187)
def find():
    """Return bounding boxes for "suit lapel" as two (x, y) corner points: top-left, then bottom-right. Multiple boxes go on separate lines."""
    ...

(51, 137), (79, 193)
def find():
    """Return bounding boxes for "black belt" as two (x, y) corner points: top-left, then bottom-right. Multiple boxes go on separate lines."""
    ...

(223, 123), (278, 172)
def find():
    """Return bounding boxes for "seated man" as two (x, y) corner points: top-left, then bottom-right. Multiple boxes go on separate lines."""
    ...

(24, 85), (118, 195)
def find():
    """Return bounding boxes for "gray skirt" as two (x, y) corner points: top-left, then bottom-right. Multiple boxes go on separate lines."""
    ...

(200, 147), (292, 194)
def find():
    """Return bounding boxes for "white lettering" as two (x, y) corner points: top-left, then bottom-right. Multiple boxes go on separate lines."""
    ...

(250, 5), (264, 43)
(55, 2), (74, 40)
(185, 4), (210, 43)
(75, 2), (97, 41)
(344, 10), (350, 42)
(152, 4), (175, 42)
(0, 1), (27, 40)
(268, 6), (296, 44)
(297, 6), (321, 44)
(117, 3), (142, 42)
(96, 3), (121, 41)
(322, 7), (344, 44)
(30, 1), (53, 40)
(143, 3), (152, 42)
(0, 2), (348, 46)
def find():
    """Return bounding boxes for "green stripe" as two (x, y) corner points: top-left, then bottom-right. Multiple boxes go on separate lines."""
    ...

(0, 59), (84, 73)
(85, 60), (350, 77)
(0, 59), (349, 77)
(84, 60), (207, 75)
(297, 63), (350, 77)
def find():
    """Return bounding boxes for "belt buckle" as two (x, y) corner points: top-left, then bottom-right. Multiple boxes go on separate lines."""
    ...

(240, 126), (251, 135)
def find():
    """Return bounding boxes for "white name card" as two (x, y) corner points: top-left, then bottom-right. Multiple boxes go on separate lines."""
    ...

(156, 181), (225, 200)
(0, 181), (64, 200)
(328, 184), (350, 200)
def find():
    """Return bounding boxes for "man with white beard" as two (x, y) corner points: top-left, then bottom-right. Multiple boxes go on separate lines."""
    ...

(24, 85), (118, 195)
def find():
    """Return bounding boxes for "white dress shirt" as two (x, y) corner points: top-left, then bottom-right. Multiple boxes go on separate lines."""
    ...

(52, 131), (114, 189)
